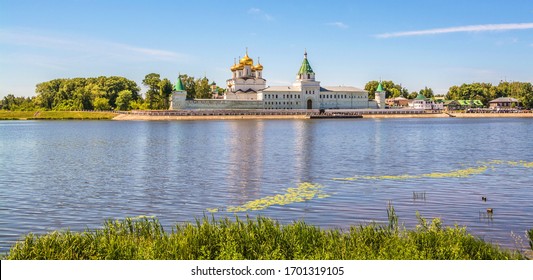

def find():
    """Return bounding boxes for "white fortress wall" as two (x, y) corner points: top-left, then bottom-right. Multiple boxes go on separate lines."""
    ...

(173, 98), (263, 109)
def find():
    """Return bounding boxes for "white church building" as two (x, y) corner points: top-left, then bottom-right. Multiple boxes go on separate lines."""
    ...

(170, 50), (385, 110)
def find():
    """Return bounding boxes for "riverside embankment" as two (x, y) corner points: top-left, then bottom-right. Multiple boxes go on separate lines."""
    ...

(112, 109), (533, 120)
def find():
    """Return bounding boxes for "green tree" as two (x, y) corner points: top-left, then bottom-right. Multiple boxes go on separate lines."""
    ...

(507, 82), (533, 109)
(35, 79), (62, 109)
(115, 90), (133, 111)
(1, 94), (17, 110)
(390, 88), (401, 98)
(419, 87), (434, 98)
(0, 94), (37, 111)
(93, 97), (111, 110)
(408, 91), (418, 99)
(159, 78), (173, 109)
(364, 81), (379, 99)
(71, 87), (93, 110)
(216, 86), (226, 96)
(194, 77), (212, 99)
(143, 73), (161, 109)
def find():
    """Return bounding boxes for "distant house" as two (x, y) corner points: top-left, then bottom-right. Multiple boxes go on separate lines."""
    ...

(386, 96), (409, 107)
(409, 93), (443, 110)
(444, 100), (461, 111)
(489, 97), (520, 109)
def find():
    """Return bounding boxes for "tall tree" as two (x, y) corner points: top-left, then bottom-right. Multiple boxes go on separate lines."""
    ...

(93, 97), (111, 110)
(419, 87), (434, 98)
(115, 90), (133, 111)
(159, 78), (173, 109)
(408, 91), (418, 99)
(143, 73), (161, 109)
(194, 77), (212, 99)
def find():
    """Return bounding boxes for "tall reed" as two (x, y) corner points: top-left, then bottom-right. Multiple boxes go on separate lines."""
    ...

(6, 215), (523, 260)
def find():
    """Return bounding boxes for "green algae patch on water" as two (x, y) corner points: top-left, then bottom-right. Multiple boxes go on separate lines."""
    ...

(504, 160), (533, 168)
(332, 159), (533, 183)
(334, 165), (489, 181)
(478, 160), (533, 168)
(210, 183), (329, 213)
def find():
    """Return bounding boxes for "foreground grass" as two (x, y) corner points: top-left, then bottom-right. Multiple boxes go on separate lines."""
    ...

(0, 110), (117, 120)
(6, 215), (524, 260)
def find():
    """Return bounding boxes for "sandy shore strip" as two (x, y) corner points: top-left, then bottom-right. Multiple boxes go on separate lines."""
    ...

(113, 112), (533, 121)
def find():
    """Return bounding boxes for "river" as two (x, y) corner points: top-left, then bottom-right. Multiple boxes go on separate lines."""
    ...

(0, 118), (532, 252)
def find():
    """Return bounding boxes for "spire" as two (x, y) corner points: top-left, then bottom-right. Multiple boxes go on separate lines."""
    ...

(174, 76), (185, 91)
(376, 82), (384, 92)
(298, 50), (314, 75)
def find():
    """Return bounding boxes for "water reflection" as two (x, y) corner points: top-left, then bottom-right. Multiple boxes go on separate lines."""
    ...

(227, 121), (264, 204)
(293, 121), (313, 183)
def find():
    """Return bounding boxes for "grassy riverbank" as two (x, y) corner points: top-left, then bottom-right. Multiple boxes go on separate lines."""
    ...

(5, 215), (527, 260)
(0, 111), (117, 120)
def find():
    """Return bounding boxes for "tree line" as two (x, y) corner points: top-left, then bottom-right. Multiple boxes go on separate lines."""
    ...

(2, 78), (532, 110)
(445, 81), (533, 108)
(0, 74), (222, 111)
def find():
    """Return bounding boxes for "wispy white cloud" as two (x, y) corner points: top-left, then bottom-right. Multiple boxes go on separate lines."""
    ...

(248, 8), (261, 14)
(376, 23), (533, 38)
(327, 22), (349, 29)
(0, 28), (188, 62)
(247, 7), (274, 21)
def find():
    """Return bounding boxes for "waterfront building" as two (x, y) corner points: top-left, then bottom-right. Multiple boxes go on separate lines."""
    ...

(387, 96), (409, 107)
(259, 51), (381, 109)
(443, 100), (461, 111)
(489, 97), (520, 109)
(170, 50), (382, 110)
(409, 93), (443, 110)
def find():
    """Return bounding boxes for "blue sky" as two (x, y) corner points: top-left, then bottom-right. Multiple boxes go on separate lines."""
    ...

(1, 0), (532, 98)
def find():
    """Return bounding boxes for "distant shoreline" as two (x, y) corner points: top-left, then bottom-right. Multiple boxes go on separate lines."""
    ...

(113, 112), (533, 121)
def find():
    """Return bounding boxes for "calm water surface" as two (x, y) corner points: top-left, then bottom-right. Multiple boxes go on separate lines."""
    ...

(0, 118), (532, 252)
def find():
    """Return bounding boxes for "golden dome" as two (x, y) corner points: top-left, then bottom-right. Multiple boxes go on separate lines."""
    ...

(252, 57), (263, 71)
(239, 52), (254, 66)
(253, 63), (263, 71)
(235, 63), (244, 70)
